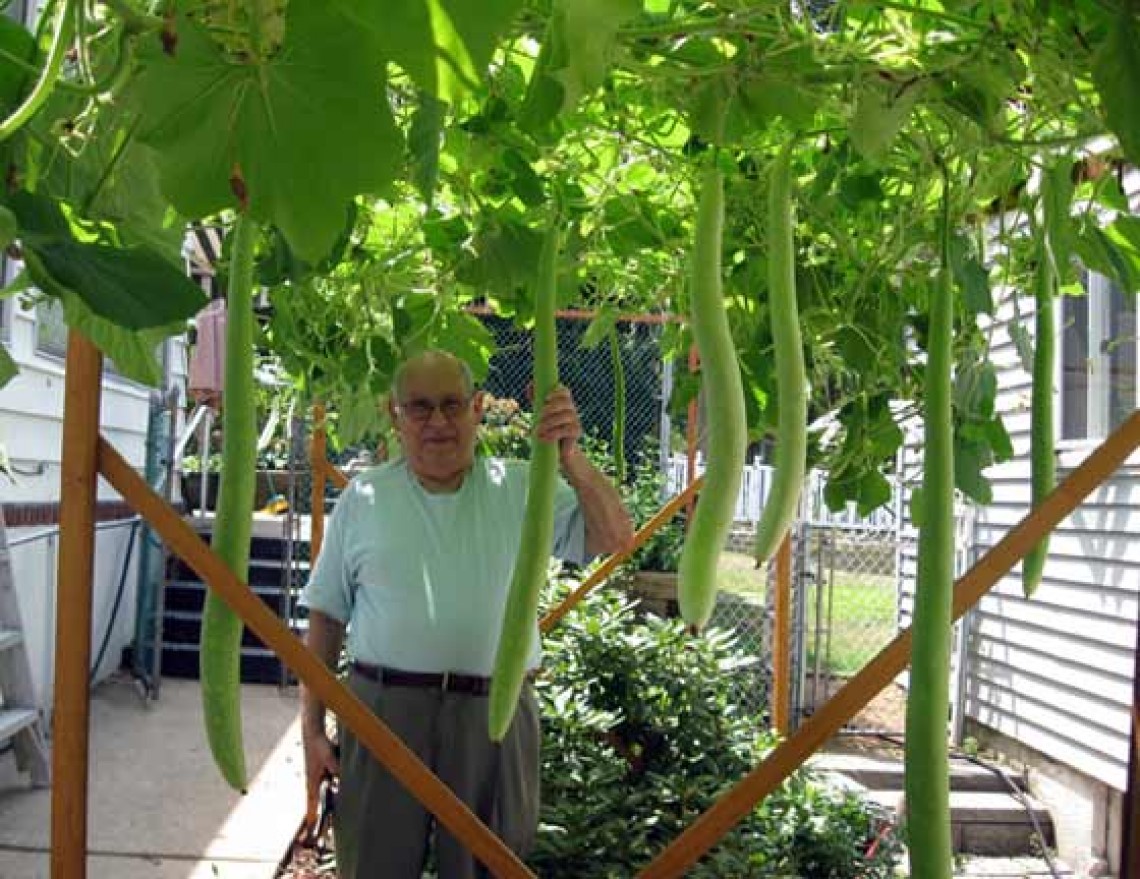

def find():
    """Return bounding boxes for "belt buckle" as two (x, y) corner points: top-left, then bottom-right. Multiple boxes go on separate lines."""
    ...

(440, 670), (450, 692)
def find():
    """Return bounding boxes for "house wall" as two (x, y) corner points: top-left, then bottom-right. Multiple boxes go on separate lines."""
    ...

(899, 170), (1139, 874)
(1, 267), (189, 717)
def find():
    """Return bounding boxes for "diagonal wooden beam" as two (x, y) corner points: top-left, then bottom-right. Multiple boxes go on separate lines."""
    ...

(540, 477), (704, 633)
(52, 332), (103, 879)
(97, 437), (536, 879)
(638, 408), (1140, 879)
(325, 458), (348, 490)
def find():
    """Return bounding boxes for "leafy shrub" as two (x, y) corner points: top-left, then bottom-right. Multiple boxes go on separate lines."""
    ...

(181, 452), (223, 473)
(531, 588), (902, 878)
(622, 449), (686, 572)
(478, 394), (533, 459)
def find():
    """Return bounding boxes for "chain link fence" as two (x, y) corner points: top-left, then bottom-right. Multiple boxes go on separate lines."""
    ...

(666, 456), (908, 727)
(793, 519), (911, 730)
(475, 312), (671, 479)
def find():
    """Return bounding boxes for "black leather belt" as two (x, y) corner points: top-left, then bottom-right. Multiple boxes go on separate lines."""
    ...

(351, 661), (492, 695)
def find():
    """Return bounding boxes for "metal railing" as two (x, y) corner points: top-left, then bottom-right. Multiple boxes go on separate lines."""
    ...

(6, 516), (142, 713)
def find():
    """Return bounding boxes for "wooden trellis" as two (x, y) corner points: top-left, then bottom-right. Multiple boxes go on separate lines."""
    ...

(51, 329), (1140, 878)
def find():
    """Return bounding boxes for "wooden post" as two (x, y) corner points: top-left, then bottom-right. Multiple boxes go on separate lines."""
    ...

(638, 409), (1140, 879)
(309, 403), (327, 561)
(541, 478), (704, 633)
(98, 437), (536, 879)
(51, 332), (103, 879)
(771, 533), (793, 735)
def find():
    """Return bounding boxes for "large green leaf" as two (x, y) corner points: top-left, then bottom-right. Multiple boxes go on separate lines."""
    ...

(954, 435), (994, 505)
(1041, 159), (1076, 285)
(0, 15), (35, 114)
(949, 234), (993, 316)
(32, 240), (206, 330)
(132, 0), (402, 263)
(0, 345), (16, 390)
(58, 289), (180, 387)
(849, 80), (922, 162)
(1075, 220), (1140, 294)
(409, 92), (445, 207)
(522, 0), (642, 129)
(735, 74), (817, 133)
(11, 192), (207, 330)
(455, 214), (544, 298)
(330, 0), (524, 104)
(1092, 11), (1140, 166)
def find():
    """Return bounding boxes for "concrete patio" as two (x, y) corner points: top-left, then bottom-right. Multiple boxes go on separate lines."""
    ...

(0, 675), (305, 878)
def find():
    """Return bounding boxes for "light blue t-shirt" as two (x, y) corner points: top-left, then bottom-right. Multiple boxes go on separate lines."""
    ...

(301, 456), (588, 676)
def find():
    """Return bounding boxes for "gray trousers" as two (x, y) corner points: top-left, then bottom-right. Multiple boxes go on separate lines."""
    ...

(334, 669), (540, 879)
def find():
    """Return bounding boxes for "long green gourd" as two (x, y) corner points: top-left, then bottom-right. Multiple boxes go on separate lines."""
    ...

(609, 326), (627, 484)
(753, 144), (807, 564)
(1023, 218), (1055, 597)
(0, 0), (76, 141)
(677, 119), (747, 628)
(489, 215), (560, 741)
(200, 213), (258, 791)
(904, 194), (956, 879)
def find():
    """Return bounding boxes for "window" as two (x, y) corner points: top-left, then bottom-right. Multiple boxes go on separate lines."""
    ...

(1059, 272), (1138, 441)
(35, 296), (69, 358)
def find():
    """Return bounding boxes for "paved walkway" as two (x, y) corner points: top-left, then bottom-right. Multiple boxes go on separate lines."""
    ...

(0, 676), (305, 878)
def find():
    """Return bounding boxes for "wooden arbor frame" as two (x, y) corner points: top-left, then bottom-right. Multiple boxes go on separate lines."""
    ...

(51, 330), (1140, 877)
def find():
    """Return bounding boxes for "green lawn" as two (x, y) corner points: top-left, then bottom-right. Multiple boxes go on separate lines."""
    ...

(713, 552), (898, 676)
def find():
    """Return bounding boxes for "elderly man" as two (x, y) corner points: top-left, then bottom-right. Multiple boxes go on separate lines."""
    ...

(300, 349), (633, 879)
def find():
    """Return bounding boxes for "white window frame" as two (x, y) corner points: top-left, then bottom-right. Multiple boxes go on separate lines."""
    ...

(1056, 269), (1140, 445)
(33, 296), (69, 360)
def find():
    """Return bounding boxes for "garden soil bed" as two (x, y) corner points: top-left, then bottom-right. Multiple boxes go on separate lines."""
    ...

(277, 844), (336, 879)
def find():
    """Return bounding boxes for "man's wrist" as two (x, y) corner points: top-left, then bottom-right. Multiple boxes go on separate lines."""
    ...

(302, 712), (327, 738)
(560, 444), (591, 481)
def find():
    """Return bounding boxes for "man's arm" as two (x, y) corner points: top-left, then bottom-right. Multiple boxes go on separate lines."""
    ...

(302, 609), (346, 737)
(561, 446), (635, 557)
(301, 610), (345, 810)
(537, 386), (635, 557)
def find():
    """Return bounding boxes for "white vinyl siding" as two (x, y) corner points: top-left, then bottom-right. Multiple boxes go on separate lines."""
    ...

(899, 171), (1139, 792)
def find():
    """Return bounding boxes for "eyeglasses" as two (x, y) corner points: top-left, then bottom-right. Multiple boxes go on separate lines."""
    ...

(396, 395), (473, 424)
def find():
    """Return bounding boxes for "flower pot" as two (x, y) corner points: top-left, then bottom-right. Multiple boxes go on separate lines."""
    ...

(180, 472), (221, 512)
(627, 570), (679, 618)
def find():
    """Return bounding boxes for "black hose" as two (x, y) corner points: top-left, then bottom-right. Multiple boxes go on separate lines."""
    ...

(836, 730), (1064, 879)
(90, 520), (139, 683)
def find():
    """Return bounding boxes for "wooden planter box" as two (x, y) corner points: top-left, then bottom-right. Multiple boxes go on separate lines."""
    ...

(180, 470), (299, 512)
(626, 570), (679, 618)
(252, 469), (299, 509)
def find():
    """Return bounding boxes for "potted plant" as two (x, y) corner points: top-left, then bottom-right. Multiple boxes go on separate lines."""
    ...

(253, 436), (297, 510)
(180, 453), (223, 511)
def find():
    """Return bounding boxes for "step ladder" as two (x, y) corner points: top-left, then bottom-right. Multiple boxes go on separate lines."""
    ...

(0, 505), (50, 787)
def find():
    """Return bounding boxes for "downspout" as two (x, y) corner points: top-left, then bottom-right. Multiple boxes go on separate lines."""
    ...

(131, 337), (179, 699)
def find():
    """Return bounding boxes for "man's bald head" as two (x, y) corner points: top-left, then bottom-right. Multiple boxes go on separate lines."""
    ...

(389, 350), (484, 492)
(393, 350), (475, 400)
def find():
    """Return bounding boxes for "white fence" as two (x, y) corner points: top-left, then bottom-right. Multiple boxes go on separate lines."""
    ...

(666, 454), (899, 531)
